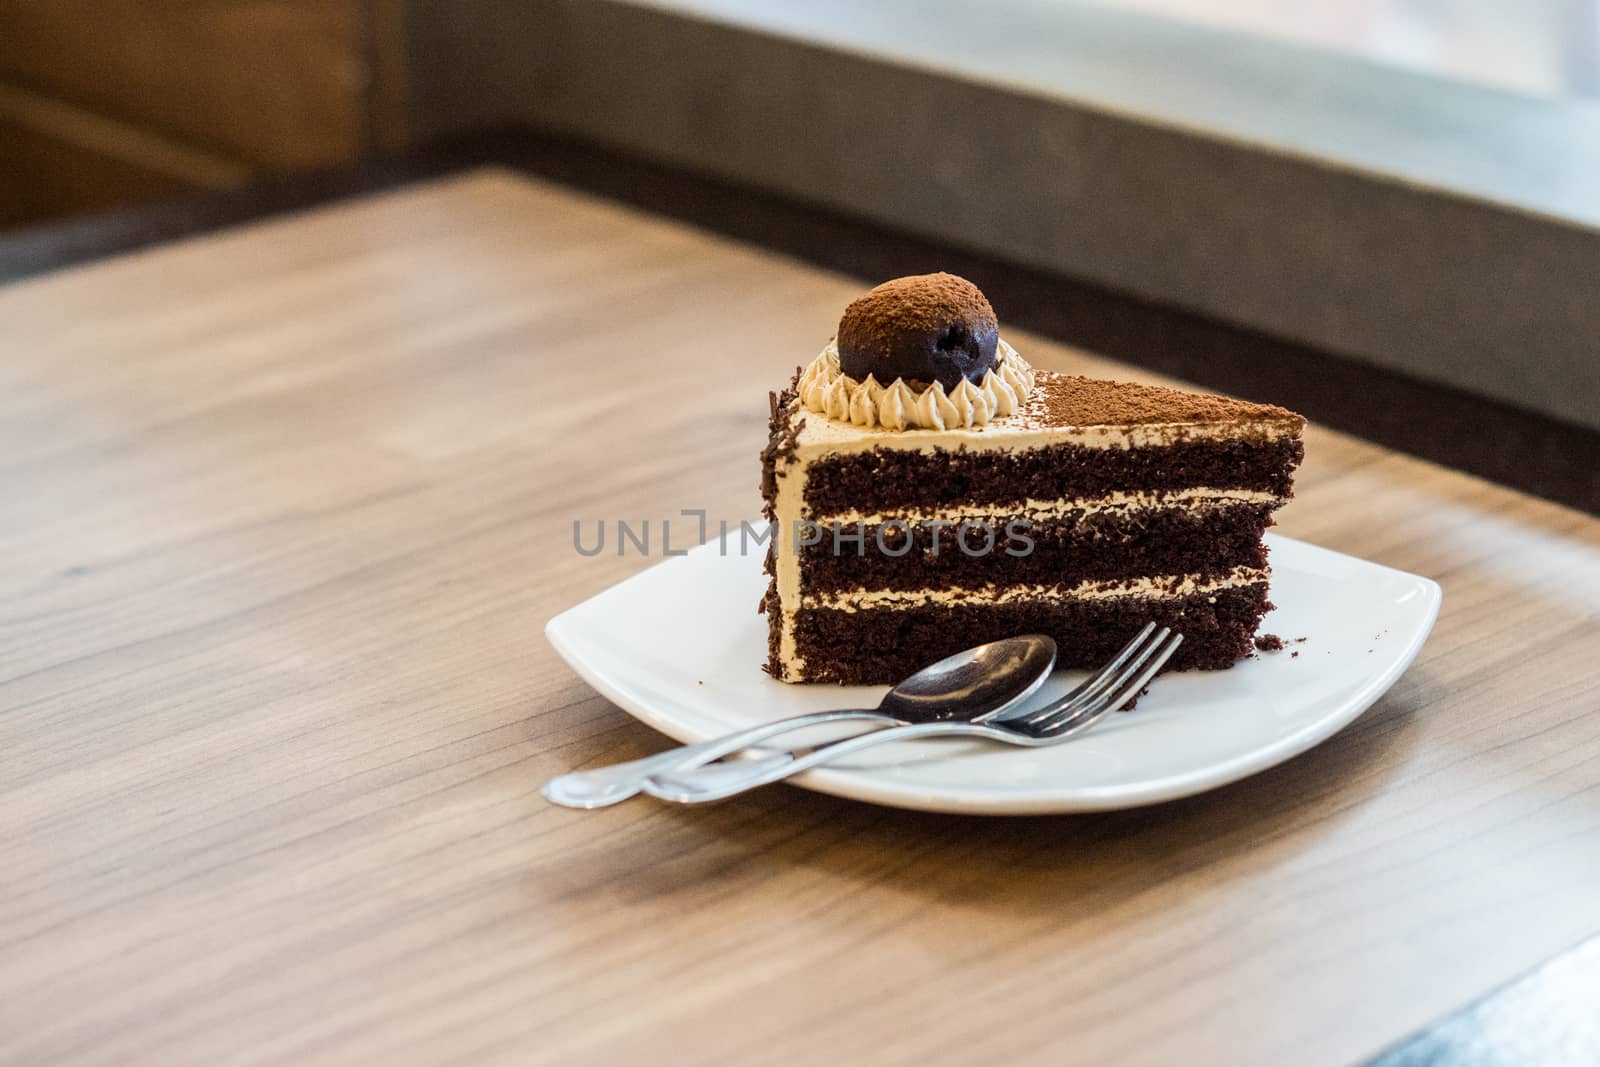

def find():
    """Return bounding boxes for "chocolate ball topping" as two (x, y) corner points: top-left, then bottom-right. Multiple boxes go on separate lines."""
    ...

(836, 273), (1000, 391)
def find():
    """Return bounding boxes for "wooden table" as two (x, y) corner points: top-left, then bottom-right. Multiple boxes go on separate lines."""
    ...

(3, 170), (1598, 1066)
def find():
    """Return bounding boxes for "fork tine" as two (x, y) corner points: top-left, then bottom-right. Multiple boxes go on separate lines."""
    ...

(1035, 632), (1184, 738)
(1027, 626), (1170, 729)
(1001, 621), (1155, 725)
(1018, 623), (1163, 727)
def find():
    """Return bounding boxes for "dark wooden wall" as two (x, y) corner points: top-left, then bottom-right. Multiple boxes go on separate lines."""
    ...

(0, 0), (407, 230)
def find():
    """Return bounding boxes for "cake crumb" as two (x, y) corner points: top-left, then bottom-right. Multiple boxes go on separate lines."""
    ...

(1291, 651), (1299, 658)
(1254, 634), (1285, 653)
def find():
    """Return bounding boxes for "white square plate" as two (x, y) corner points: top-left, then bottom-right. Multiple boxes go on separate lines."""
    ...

(546, 526), (1440, 814)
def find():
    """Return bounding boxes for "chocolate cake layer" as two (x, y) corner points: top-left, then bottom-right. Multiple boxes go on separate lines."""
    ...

(778, 584), (1271, 685)
(802, 437), (1302, 515)
(795, 502), (1275, 593)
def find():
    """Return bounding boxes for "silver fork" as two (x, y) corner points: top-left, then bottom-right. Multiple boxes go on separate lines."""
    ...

(645, 625), (1184, 804)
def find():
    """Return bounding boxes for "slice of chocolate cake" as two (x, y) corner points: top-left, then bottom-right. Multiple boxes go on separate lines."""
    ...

(760, 273), (1306, 684)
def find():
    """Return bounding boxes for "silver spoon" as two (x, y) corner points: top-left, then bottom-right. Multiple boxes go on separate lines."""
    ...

(540, 634), (1057, 809)
(647, 625), (1182, 804)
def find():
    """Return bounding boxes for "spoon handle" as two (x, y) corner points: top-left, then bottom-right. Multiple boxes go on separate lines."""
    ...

(644, 721), (1013, 804)
(539, 708), (897, 808)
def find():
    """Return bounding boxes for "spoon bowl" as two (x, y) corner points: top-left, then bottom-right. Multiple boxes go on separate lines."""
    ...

(882, 634), (1058, 723)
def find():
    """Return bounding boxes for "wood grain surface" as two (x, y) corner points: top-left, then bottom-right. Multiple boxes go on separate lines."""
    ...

(2, 170), (1598, 1066)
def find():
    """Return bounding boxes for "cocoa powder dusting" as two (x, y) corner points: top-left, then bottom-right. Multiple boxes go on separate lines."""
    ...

(1031, 374), (1304, 433)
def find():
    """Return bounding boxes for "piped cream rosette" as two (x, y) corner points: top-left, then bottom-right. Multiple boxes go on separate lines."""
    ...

(798, 338), (1035, 431)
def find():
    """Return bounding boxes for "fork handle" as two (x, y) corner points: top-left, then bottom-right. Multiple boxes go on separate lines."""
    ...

(644, 721), (1007, 804)
(539, 708), (898, 808)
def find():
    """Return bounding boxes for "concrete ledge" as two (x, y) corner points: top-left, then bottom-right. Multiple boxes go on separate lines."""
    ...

(407, 0), (1600, 430)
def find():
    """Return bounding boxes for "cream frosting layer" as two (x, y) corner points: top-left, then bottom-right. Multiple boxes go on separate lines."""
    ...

(802, 567), (1269, 613)
(772, 447), (811, 679)
(816, 488), (1284, 526)
(791, 369), (1300, 455)
(798, 338), (1035, 431)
